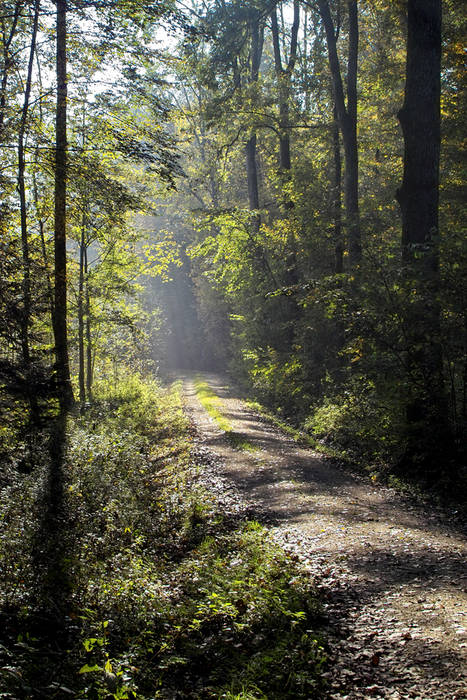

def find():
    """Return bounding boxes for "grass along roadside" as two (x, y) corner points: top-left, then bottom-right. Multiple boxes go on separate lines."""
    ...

(244, 399), (342, 460)
(244, 398), (464, 505)
(0, 372), (326, 699)
(194, 376), (257, 452)
(193, 375), (350, 468)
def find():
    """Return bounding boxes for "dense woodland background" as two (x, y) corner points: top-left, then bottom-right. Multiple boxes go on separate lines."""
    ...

(1, 0), (465, 483)
(0, 1), (466, 697)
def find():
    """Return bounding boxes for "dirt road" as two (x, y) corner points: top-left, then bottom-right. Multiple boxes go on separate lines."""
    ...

(181, 372), (467, 700)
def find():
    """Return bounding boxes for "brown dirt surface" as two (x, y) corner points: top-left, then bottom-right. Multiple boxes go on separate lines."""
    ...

(181, 371), (467, 700)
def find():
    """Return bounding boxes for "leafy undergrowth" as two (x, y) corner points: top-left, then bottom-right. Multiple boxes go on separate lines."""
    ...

(0, 373), (326, 699)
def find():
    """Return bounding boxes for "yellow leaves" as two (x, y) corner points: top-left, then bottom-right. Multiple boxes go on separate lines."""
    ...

(346, 336), (364, 364)
(68, 484), (83, 497)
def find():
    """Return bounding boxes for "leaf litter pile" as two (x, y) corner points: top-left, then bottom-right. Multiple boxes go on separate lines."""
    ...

(183, 372), (467, 700)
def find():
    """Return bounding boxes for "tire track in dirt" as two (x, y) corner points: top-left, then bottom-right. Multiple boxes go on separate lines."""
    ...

(181, 371), (467, 700)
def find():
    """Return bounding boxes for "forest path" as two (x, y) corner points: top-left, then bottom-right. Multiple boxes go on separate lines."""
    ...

(180, 372), (467, 700)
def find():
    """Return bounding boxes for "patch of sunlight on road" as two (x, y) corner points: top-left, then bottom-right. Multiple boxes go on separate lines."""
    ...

(193, 376), (258, 452)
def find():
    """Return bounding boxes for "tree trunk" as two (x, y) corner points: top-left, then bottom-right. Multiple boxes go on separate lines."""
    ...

(84, 245), (93, 400)
(332, 106), (343, 274)
(397, 0), (441, 271)
(318, 0), (361, 268)
(53, 0), (73, 408)
(245, 13), (263, 237)
(18, 1), (40, 420)
(18, 1), (40, 370)
(345, 0), (360, 267)
(246, 133), (260, 228)
(78, 220), (85, 406)
(270, 2), (300, 286)
(270, 0), (299, 179)
(31, 52), (54, 323)
(396, 0), (450, 471)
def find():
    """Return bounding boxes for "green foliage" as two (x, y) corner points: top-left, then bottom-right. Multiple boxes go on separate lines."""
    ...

(143, 233), (183, 282)
(240, 348), (310, 418)
(0, 374), (325, 699)
(304, 377), (406, 467)
(152, 0), (466, 486)
(92, 372), (186, 439)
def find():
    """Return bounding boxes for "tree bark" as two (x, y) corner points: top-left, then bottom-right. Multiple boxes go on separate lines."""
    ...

(396, 0), (450, 470)
(53, 0), (73, 408)
(246, 133), (260, 212)
(84, 245), (93, 400)
(78, 218), (85, 406)
(17, 1), (41, 421)
(317, 0), (361, 268)
(271, 2), (300, 287)
(397, 0), (441, 271)
(18, 0), (40, 370)
(245, 13), (263, 236)
(332, 106), (343, 274)
(270, 0), (299, 178)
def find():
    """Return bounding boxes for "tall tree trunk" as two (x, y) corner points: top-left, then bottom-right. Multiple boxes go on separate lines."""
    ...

(318, 0), (361, 268)
(332, 106), (343, 274)
(17, 1), (40, 421)
(271, 1), (300, 287)
(78, 105), (87, 407)
(345, 0), (360, 267)
(18, 0), (40, 370)
(84, 245), (93, 400)
(246, 133), (260, 228)
(397, 0), (441, 271)
(31, 50), (55, 324)
(78, 219), (85, 406)
(245, 13), (263, 237)
(53, 0), (73, 408)
(270, 0), (299, 180)
(244, 19), (276, 288)
(396, 0), (449, 471)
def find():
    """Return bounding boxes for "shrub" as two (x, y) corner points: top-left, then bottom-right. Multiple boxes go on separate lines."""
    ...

(304, 378), (406, 466)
